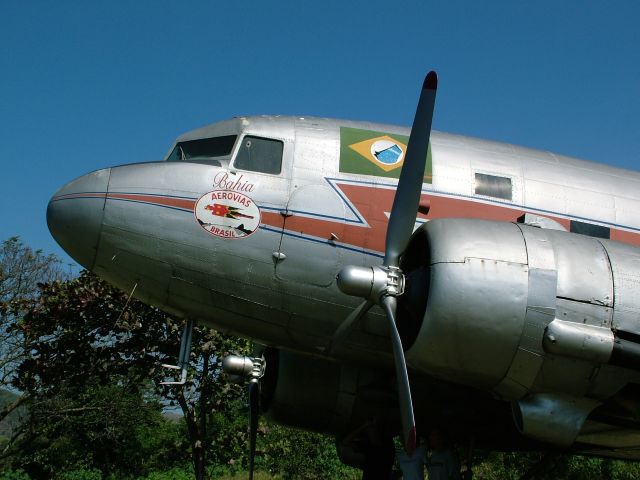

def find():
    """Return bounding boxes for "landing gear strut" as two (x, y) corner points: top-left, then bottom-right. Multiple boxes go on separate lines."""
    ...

(161, 318), (195, 385)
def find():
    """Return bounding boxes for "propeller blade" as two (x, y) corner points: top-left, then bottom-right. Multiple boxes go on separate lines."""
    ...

(326, 299), (374, 353)
(248, 379), (259, 480)
(381, 295), (416, 454)
(384, 71), (438, 268)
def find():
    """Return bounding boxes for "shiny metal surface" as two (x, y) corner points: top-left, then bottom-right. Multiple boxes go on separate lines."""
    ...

(518, 213), (567, 231)
(47, 167), (111, 269)
(336, 266), (376, 298)
(494, 223), (558, 398)
(336, 265), (403, 301)
(552, 230), (613, 306)
(405, 219), (530, 389)
(514, 393), (601, 446)
(404, 218), (640, 403)
(47, 112), (640, 457)
(222, 355), (255, 377)
(543, 319), (614, 363)
(603, 239), (640, 334)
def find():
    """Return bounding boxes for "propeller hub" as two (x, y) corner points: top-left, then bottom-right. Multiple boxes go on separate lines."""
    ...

(337, 265), (405, 303)
(222, 355), (265, 380)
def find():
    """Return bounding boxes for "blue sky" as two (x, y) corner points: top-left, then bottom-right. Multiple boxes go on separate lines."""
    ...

(1, 1), (639, 265)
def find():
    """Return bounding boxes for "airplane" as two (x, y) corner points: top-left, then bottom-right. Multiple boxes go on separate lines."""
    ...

(46, 71), (640, 478)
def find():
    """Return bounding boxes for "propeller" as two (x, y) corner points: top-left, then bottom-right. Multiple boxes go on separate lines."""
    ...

(222, 353), (266, 480)
(331, 71), (438, 453)
(248, 378), (259, 480)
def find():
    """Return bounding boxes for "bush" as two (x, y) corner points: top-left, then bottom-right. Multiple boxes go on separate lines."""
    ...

(0, 470), (31, 480)
(139, 465), (194, 480)
(259, 423), (358, 480)
(55, 469), (102, 480)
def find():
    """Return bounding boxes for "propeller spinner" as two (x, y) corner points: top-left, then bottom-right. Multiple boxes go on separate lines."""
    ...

(331, 71), (438, 453)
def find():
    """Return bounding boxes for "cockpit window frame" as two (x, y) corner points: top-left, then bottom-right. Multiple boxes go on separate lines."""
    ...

(231, 134), (284, 176)
(166, 134), (238, 164)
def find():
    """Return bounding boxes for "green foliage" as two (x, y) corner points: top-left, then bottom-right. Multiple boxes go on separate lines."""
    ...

(472, 451), (540, 479)
(138, 465), (194, 480)
(11, 273), (161, 397)
(0, 236), (70, 430)
(54, 468), (102, 480)
(0, 236), (68, 305)
(216, 472), (281, 480)
(8, 382), (187, 478)
(606, 459), (640, 480)
(470, 452), (640, 480)
(1, 272), (186, 477)
(0, 470), (30, 480)
(0, 389), (22, 441)
(2, 269), (253, 479)
(258, 423), (358, 480)
(207, 398), (251, 473)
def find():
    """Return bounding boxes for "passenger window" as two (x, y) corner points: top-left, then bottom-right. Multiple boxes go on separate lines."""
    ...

(474, 173), (512, 200)
(234, 136), (283, 174)
(570, 221), (610, 239)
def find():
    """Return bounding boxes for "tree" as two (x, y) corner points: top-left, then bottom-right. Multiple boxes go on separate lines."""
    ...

(6, 271), (251, 479)
(0, 237), (68, 305)
(159, 325), (251, 479)
(0, 237), (68, 430)
(10, 383), (184, 478)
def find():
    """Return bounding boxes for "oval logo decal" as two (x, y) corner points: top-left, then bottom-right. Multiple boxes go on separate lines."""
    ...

(371, 139), (404, 166)
(194, 190), (261, 239)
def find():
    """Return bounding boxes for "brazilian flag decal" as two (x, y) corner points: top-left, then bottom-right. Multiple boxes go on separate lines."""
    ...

(339, 127), (432, 182)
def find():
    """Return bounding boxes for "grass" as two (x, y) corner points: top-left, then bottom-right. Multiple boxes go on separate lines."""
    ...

(218, 473), (281, 480)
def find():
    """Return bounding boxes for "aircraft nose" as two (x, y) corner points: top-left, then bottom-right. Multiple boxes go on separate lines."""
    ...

(47, 168), (111, 270)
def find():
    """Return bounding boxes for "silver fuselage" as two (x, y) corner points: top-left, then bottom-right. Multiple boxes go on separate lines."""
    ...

(47, 115), (640, 456)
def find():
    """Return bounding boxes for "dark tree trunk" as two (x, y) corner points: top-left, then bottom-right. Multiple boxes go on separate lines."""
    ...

(177, 350), (214, 480)
(178, 391), (206, 480)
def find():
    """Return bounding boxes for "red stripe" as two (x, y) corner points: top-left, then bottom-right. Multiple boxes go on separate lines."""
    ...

(106, 193), (195, 210)
(260, 183), (640, 252)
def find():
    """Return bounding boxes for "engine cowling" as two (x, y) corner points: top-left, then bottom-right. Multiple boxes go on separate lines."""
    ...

(400, 218), (640, 445)
(401, 219), (531, 389)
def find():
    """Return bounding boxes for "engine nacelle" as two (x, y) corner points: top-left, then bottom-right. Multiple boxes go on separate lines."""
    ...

(402, 218), (640, 405)
(260, 348), (387, 436)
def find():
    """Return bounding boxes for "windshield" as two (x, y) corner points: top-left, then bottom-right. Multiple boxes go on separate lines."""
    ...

(167, 135), (237, 163)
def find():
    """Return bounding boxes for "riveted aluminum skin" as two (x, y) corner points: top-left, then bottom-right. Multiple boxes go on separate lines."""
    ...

(543, 319), (614, 364)
(513, 393), (601, 446)
(405, 219), (530, 389)
(493, 222), (558, 399)
(603, 239), (640, 334)
(404, 218), (640, 400)
(553, 230), (613, 307)
(47, 167), (111, 270)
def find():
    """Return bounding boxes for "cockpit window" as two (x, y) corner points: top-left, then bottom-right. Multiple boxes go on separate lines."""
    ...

(233, 136), (283, 174)
(167, 135), (237, 162)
